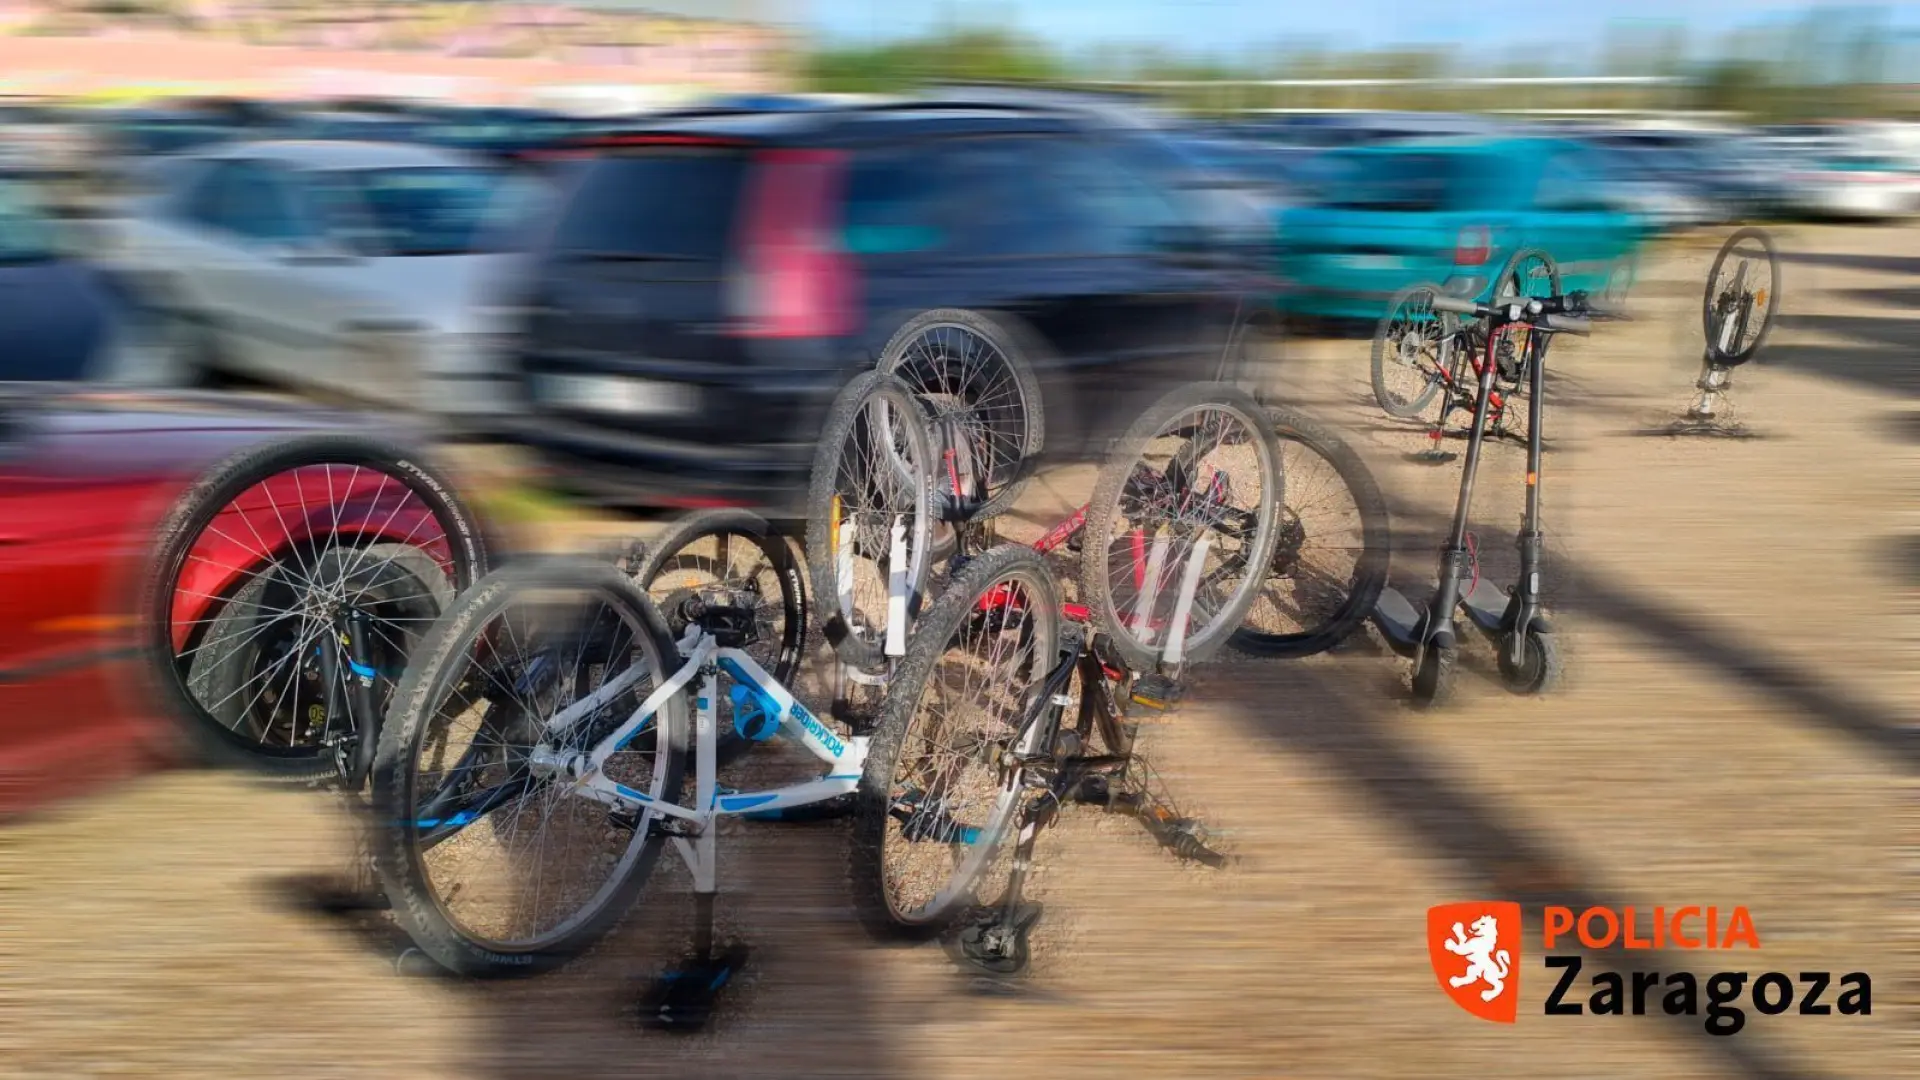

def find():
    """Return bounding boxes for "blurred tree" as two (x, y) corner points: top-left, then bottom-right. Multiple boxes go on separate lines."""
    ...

(1693, 58), (1773, 116)
(805, 24), (1071, 92)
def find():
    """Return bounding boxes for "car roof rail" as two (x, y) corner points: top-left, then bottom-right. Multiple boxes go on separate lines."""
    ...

(850, 98), (1060, 114)
(919, 79), (1158, 101)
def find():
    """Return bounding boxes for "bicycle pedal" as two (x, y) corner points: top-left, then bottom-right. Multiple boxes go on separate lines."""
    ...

(638, 944), (749, 1033)
(653, 816), (703, 838)
(1129, 673), (1185, 712)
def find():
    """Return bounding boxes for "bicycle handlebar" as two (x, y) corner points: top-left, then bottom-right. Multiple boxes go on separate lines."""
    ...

(1428, 289), (1608, 335)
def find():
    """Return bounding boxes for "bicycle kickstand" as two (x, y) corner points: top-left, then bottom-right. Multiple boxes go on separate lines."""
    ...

(640, 889), (750, 1033)
(1412, 396), (1460, 464)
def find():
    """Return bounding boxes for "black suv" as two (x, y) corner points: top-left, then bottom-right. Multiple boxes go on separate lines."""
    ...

(501, 100), (1267, 518)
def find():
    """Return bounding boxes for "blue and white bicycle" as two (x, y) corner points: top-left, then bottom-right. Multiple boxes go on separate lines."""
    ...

(368, 372), (934, 1001)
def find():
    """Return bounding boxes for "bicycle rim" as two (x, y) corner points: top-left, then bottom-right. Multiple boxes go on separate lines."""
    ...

(158, 451), (472, 767)
(394, 574), (677, 954)
(1084, 387), (1282, 670)
(876, 549), (1059, 926)
(881, 320), (1037, 516)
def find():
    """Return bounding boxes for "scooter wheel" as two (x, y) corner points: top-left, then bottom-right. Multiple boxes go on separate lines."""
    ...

(1410, 641), (1457, 708)
(1497, 630), (1563, 695)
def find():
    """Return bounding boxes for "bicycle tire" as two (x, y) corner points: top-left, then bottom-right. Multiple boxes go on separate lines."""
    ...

(634, 508), (807, 764)
(1229, 405), (1390, 659)
(849, 543), (1059, 939)
(1493, 247), (1562, 306)
(1701, 226), (1780, 367)
(141, 434), (488, 781)
(876, 308), (1045, 521)
(371, 556), (690, 977)
(1079, 383), (1282, 673)
(1371, 282), (1457, 419)
(805, 370), (936, 672)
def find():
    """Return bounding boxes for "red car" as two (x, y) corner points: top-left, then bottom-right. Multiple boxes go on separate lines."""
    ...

(0, 387), (489, 816)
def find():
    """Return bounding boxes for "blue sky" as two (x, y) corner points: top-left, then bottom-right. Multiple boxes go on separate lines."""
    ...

(808, 0), (1920, 58)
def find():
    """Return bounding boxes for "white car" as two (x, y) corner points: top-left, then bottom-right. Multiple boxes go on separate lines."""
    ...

(1785, 153), (1920, 220)
(100, 140), (548, 426)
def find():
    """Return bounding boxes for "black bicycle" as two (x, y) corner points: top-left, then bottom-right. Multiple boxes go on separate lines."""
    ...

(1703, 227), (1779, 367)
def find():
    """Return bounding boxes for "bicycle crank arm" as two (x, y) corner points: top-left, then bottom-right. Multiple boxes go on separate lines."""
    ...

(1106, 791), (1230, 868)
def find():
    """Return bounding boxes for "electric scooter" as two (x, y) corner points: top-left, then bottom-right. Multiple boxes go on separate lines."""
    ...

(1370, 291), (1598, 707)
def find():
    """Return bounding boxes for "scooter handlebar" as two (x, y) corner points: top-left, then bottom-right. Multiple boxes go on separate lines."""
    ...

(1540, 313), (1591, 335)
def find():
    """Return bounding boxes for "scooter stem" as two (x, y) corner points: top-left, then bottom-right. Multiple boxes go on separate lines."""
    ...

(1424, 329), (1503, 651)
(1509, 329), (1550, 661)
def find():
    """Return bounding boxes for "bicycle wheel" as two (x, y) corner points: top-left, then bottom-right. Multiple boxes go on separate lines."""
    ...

(371, 557), (689, 977)
(143, 434), (488, 781)
(1080, 383), (1282, 673)
(877, 309), (1044, 521)
(1494, 247), (1562, 306)
(805, 370), (936, 672)
(850, 543), (1059, 937)
(1702, 226), (1779, 366)
(1371, 282), (1457, 419)
(1488, 248), (1562, 434)
(635, 508), (806, 763)
(1230, 406), (1390, 659)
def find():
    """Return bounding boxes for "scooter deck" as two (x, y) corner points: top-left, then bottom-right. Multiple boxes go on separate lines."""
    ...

(1459, 579), (1509, 634)
(1370, 588), (1425, 658)
(1459, 578), (1554, 637)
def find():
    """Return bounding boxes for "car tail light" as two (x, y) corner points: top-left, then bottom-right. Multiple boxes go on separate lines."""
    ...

(731, 149), (856, 339)
(1454, 226), (1491, 267)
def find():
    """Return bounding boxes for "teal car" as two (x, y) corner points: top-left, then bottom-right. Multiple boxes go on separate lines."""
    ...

(1273, 136), (1650, 321)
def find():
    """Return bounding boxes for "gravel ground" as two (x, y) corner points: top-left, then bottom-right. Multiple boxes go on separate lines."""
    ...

(2, 223), (1915, 1080)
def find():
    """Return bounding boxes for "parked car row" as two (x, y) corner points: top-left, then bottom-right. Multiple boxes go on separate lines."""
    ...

(1214, 112), (1920, 225)
(6, 89), (1919, 516)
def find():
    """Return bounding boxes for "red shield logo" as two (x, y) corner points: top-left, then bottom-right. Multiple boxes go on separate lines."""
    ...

(1428, 901), (1521, 1023)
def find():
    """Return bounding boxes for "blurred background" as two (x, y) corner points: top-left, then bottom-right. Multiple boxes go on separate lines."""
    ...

(1, 3), (1915, 1078)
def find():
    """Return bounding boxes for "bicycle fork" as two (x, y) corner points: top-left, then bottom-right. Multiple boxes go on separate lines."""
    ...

(320, 609), (386, 791)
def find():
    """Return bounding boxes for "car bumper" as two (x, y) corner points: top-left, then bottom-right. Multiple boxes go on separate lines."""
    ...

(1798, 185), (1914, 219)
(495, 412), (817, 519)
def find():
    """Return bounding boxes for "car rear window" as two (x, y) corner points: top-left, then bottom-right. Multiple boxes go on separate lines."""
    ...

(549, 147), (749, 260)
(1307, 151), (1466, 211)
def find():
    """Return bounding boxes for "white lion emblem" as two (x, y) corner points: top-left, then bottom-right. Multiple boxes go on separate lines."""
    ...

(1444, 914), (1511, 1001)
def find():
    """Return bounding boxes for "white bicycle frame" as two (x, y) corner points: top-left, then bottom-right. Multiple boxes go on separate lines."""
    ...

(532, 626), (869, 894)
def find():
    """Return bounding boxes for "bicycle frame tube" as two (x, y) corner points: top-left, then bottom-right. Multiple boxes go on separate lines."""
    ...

(572, 639), (868, 824)
(1033, 504), (1088, 556)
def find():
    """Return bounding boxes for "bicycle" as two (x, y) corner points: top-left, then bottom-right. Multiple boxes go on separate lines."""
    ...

(1370, 249), (1563, 446)
(1684, 227), (1781, 427)
(847, 383), (1285, 969)
(1371, 288), (1614, 706)
(368, 372), (936, 1028)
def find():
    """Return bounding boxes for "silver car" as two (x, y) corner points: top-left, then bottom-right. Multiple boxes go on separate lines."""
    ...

(101, 140), (546, 426)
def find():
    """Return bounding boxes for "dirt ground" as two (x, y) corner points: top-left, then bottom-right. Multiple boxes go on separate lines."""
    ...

(3, 223), (1915, 1080)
